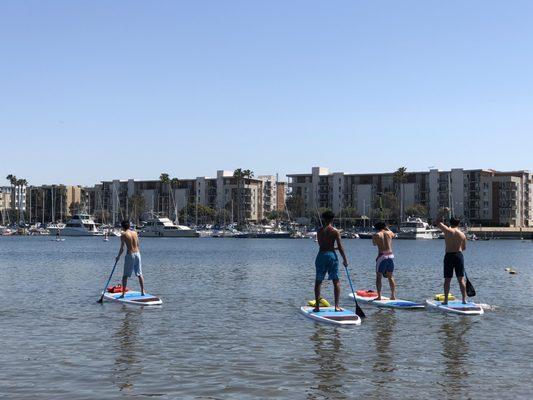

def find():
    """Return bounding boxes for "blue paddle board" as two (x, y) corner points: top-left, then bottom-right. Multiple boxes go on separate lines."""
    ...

(349, 292), (424, 309)
(300, 306), (361, 326)
(425, 299), (483, 315)
(103, 290), (163, 306)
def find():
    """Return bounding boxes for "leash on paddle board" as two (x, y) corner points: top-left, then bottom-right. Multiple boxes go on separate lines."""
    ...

(344, 264), (366, 319)
(97, 259), (119, 304)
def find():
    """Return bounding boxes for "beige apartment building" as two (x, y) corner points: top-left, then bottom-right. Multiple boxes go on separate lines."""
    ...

(287, 167), (532, 227)
(26, 185), (87, 223)
(89, 170), (286, 224)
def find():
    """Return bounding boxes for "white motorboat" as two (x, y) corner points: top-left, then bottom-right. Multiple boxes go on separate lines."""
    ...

(0, 226), (13, 236)
(46, 222), (66, 233)
(212, 228), (240, 238)
(139, 217), (199, 238)
(50, 214), (102, 236)
(396, 217), (439, 240)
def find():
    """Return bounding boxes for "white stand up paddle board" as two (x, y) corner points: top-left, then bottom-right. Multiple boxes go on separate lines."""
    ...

(104, 291), (163, 306)
(425, 299), (484, 315)
(349, 290), (424, 309)
(300, 306), (361, 326)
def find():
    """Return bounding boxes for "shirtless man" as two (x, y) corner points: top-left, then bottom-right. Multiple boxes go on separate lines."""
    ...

(314, 211), (349, 312)
(372, 222), (396, 300)
(435, 212), (467, 304)
(115, 220), (145, 297)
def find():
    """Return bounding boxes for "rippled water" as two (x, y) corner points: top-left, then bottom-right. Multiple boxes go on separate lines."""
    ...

(0, 237), (531, 399)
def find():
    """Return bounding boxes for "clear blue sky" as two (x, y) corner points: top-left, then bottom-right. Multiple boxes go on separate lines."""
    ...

(1, 1), (532, 186)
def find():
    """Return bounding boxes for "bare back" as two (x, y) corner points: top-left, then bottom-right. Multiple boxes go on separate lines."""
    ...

(121, 230), (140, 253)
(317, 225), (338, 252)
(437, 223), (466, 253)
(443, 228), (466, 253)
(372, 230), (394, 254)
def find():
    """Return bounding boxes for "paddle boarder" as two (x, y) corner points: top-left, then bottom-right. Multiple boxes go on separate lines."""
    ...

(372, 221), (396, 300)
(435, 212), (467, 304)
(314, 211), (348, 312)
(115, 220), (145, 297)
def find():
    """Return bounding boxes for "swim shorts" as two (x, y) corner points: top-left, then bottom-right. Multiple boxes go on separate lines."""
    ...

(376, 253), (395, 277)
(444, 252), (464, 278)
(124, 252), (143, 278)
(315, 251), (339, 282)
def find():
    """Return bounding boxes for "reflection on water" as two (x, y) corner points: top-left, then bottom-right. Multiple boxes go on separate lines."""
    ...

(370, 311), (397, 399)
(372, 311), (397, 374)
(438, 319), (471, 399)
(112, 308), (144, 394)
(307, 325), (347, 400)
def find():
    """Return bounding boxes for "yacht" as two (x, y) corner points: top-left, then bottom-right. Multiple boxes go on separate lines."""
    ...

(140, 217), (199, 238)
(46, 222), (66, 232)
(0, 226), (13, 236)
(234, 225), (292, 239)
(396, 217), (439, 240)
(49, 214), (102, 236)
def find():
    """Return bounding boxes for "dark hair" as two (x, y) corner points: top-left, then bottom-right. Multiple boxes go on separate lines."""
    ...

(321, 210), (335, 223)
(450, 217), (460, 227)
(374, 221), (386, 231)
(121, 220), (131, 230)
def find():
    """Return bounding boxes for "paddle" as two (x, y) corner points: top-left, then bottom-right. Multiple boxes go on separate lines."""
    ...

(465, 272), (476, 297)
(97, 259), (119, 304)
(344, 264), (366, 319)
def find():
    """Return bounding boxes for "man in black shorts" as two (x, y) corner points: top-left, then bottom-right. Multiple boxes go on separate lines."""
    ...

(436, 214), (467, 304)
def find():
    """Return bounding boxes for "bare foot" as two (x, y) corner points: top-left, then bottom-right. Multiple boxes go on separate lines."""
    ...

(313, 307), (320, 312)
(390, 297), (396, 300)
(335, 307), (344, 312)
(376, 297), (381, 301)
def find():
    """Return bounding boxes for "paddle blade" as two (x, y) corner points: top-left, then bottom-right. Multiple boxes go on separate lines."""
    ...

(466, 278), (476, 297)
(356, 304), (366, 319)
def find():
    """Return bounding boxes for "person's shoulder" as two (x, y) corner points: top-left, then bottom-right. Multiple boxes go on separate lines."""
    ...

(330, 226), (340, 235)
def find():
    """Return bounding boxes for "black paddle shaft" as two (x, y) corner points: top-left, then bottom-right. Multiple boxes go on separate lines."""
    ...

(97, 259), (119, 303)
(344, 265), (366, 319)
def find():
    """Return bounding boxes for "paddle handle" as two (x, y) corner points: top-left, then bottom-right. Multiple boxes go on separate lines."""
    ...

(98, 259), (119, 303)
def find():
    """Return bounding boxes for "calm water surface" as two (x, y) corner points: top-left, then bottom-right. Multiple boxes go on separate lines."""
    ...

(0, 237), (531, 399)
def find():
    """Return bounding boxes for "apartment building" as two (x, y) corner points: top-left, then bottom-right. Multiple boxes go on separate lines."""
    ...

(276, 182), (287, 212)
(0, 187), (12, 211)
(26, 185), (87, 223)
(287, 167), (532, 227)
(0, 185), (26, 212)
(90, 170), (286, 224)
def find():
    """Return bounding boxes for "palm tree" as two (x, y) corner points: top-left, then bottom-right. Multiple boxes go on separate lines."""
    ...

(170, 177), (180, 222)
(159, 173), (170, 217)
(14, 178), (27, 223)
(6, 174), (16, 212)
(233, 168), (254, 225)
(393, 167), (407, 224)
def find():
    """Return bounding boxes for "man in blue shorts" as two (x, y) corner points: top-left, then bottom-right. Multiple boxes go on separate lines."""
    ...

(116, 220), (145, 297)
(314, 211), (349, 312)
(372, 221), (396, 300)
(435, 213), (467, 304)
